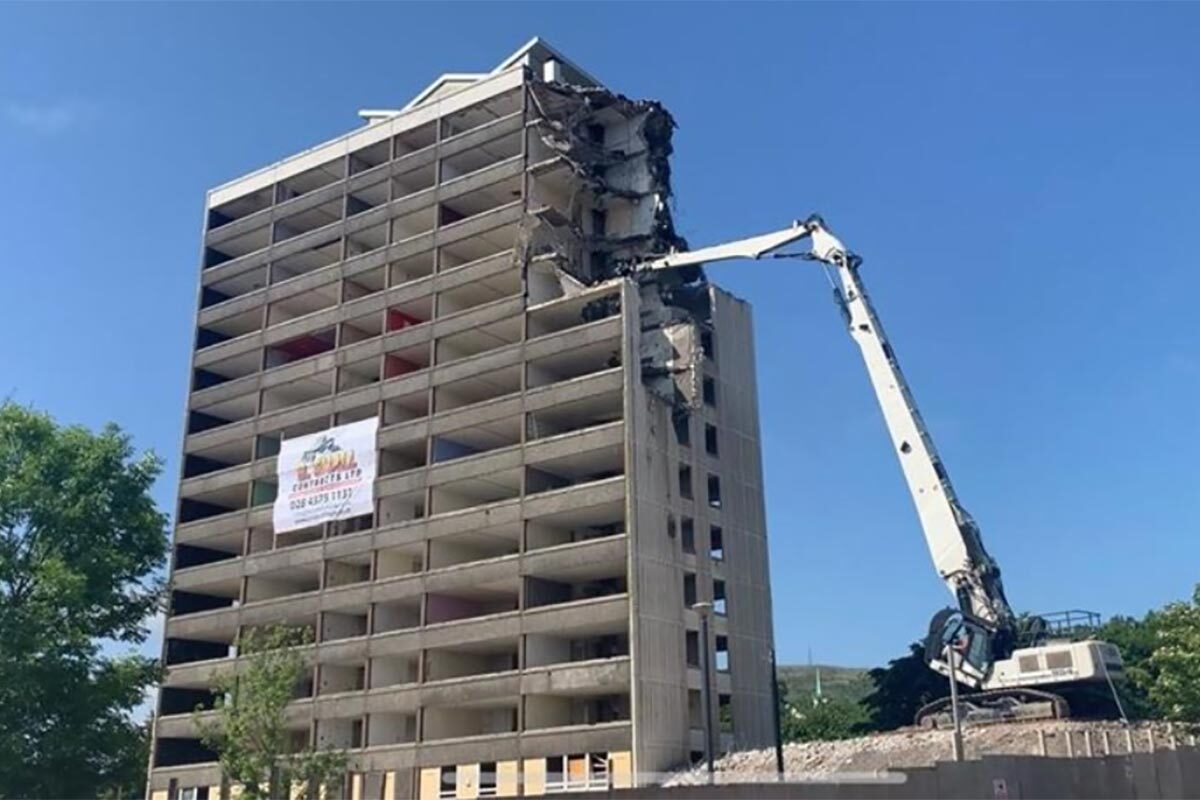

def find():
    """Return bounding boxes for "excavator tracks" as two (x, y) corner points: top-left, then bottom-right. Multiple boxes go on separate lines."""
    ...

(916, 688), (1070, 729)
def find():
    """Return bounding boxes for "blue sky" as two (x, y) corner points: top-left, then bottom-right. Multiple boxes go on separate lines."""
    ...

(2, 3), (1198, 669)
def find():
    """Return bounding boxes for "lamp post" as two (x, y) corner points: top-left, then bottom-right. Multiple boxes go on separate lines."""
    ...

(693, 601), (716, 783)
(770, 647), (784, 780)
(944, 645), (965, 762)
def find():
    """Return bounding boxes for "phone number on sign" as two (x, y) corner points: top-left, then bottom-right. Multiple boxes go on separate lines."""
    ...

(289, 487), (354, 510)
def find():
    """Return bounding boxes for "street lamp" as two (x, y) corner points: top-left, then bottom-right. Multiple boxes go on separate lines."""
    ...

(943, 646), (965, 762)
(692, 601), (716, 782)
(770, 647), (784, 780)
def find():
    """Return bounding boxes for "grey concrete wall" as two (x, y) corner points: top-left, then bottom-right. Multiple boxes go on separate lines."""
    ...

(548, 747), (1200, 799)
(624, 283), (778, 779)
(708, 287), (776, 751)
(623, 281), (693, 779)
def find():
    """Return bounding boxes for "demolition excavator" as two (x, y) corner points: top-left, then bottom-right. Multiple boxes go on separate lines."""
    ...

(636, 216), (1124, 726)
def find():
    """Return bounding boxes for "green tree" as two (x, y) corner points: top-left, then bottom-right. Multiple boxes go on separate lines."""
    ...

(784, 696), (868, 743)
(861, 642), (949, 731)
(197, 626), (346, 800)
(1150, 585), (1200, 724)
(1096, 613), (1163, 719)
(0, 402), (168, 799)
(777, 678), (868, 742)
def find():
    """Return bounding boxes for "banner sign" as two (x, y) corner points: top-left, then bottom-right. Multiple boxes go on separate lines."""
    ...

(273, 417), (379, 534)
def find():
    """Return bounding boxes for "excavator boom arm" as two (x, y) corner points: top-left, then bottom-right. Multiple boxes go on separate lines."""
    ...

(830, 249), (1013, 629)
(638, 217), (1015, 631)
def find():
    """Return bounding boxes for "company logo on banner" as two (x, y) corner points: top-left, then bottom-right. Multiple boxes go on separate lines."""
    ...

(273, 417), (379, 534)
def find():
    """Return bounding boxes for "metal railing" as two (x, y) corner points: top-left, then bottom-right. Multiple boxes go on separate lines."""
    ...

(1017, 609), (1102, 646)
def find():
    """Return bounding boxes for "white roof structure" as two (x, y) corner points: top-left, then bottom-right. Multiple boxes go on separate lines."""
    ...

(212, 38), (597, 206)
(398, 37), (601, 113)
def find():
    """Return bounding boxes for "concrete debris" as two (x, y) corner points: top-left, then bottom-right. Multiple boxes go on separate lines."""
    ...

(664, 721), (1189, 785)
(525, 79), (710, 411)
(640, 320), (702, 409)
(528, 81), (685, 269)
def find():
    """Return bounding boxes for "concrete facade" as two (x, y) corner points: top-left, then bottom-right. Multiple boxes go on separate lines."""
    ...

(149, 39), (775, 800)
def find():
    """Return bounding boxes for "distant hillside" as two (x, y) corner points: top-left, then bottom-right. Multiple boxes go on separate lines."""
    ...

(777, 664), (873, 705)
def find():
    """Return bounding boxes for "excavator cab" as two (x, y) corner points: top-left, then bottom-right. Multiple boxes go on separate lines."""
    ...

(924, 608), (995, 687)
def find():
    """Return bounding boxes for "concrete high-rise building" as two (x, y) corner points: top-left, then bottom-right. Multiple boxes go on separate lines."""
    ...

(149, 39), (775, 800)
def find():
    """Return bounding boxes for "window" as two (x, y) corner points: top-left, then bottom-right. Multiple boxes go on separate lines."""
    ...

(439, 766), (456, 800)
(546, 754), (596, 792)
(683, 573), (697, 607)
(719, 693), (734, 733)
(255, 433), (281, 459)
(590, 209), (607, 237)
(681, 517), (695, 554)
(709, 526), (724, 561)
(685, 630), (700, 667)
(666, 514), (677, 540)
(251, 480), (278, 507)
(673, 412), (691, 447)
(700, 329), (715, 361)
(479, 762), (498, 798)
(702, 377), (717, 407)
(716, 635), (729, 672)
(705, 424), (719, 457)
(707, 474), (722, 509)
(545, 757), (565, 792)
(678, 465), (693, 500)
(713, 579), (727, 616)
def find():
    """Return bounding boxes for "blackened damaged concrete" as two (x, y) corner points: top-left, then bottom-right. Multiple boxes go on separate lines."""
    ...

(528, 81), (689, 280)
(526, 80), (711, 410)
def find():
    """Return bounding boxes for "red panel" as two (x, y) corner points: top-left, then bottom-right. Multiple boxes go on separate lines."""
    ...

(386, 309), (423, 333)
(384, 355), (419, 378)
(277, 333), (334, 360)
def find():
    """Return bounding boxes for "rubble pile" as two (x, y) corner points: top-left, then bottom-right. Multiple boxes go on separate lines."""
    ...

(666, 721), (1188, 785)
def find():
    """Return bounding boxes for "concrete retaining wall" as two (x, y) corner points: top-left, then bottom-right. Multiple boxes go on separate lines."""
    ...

(550, 747), (1200, 799)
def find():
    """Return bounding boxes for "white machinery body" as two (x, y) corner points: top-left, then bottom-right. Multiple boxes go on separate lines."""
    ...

(637, 216), (1123, 701)
(933, 640), (1123, 691)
